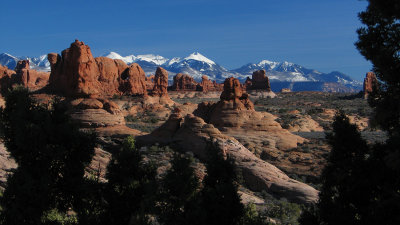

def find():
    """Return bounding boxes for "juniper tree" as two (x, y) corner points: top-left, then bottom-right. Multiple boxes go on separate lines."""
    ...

(101, 136), (157, 225)
(301, 1), (400, 224)
(0, 87), (95, 225)
(157, 153), (200, 225)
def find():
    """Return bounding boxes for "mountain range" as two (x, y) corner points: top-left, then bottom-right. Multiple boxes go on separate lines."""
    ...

(0, 52), (362, 92)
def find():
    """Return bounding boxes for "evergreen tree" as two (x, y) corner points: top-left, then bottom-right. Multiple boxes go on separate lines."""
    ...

(301, 1), (400, 224)
(356, 0), (400, 137)
(356, 1), (400, 223)
(196, 142), (244, 225)
(157, 153), (200, 225)
(0, 87), (95, 225)
(303, 112), (372, 225)
(102, 136), (157, 225)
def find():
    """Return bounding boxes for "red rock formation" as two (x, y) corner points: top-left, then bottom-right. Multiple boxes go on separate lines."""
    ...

(151, 67), (169, 97)
(200, 75), (223, 92)
(219, 77), (254, 110)
(48, 40), (147, 97)
(0, 65), (16, 94)
(363, 72), (378, 99)
(118, 63), (147, 96)
(145, 75), (155, 92)
(137, 112), (318, 204)
(15, 60), (29, 70)
(170, 73), (199, 91)
(14, 60), (49, 91)
(0, 61), (49, 94)
(245, 70), (271, 91)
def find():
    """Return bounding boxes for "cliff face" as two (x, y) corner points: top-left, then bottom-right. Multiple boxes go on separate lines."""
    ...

(48, 40), (147, 97)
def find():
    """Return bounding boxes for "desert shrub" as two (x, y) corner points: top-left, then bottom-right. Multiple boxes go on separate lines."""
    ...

(306, 107), (323, 115)
(41, 209), (78, 225)
(240, 203), (266, 225)
(260, 192), (302, 225)
(111, 94), (121, 100)
(124, 114), (138, 123)
(278, 108), (289, 114)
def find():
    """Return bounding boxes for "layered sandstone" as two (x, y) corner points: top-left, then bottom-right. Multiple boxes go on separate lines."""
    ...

(191, 77), (303, 152)
(284, 114), (324, 132)
(14, 60), (49, 91)
(145, 67), (174, 106)
(151, 67), (169, 97)
(0, 61), (49, 94)
(200, 75), (223, 92)
(68, 98), (125, 128)
(145, 75), (155, 92)
(170, 73), (199, 91)
(363, 72), (378, 99)
(48, 40), (147, 97)
(137, 112), (318, 204)
(245, 70), (272, 91)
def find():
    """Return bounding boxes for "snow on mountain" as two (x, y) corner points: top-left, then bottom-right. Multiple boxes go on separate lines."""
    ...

(0, 51), (362, 91)
(103, 52), (136, 64)
(0, 53), (50, 71)
(29, 54), (51, 71)
(184, 52), (215, 65)
(136, 54), (168, 65)
(0, 53), (20, 70)
(166, 57), (181, 66)
(163, 52), (232, 80)
(231, 59), (362, 90)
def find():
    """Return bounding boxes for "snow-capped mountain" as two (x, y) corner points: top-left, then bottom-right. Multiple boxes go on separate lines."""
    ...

(165, 52), (233, 80)
(0, 53), (50, 71)
(104, 51), (233, 80)
(0, 53), (20, 70)
(232, 60), (362, 90)
(0, 51), (362, 92)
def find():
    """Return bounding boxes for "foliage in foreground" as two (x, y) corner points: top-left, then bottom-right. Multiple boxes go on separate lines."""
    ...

(0, 87), (95, 225)
(301, 1), (400, 224)
(0, 89), (270, 224)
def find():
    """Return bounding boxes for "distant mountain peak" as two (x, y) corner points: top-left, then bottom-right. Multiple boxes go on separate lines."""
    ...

(184, 52), (215, 65)
(104, 51), (124, 59)
(136, 54), (168, 65)
(0, 51), (362, 92)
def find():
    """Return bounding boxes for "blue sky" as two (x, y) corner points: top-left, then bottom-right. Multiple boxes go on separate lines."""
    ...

(0, 0), (371, 81)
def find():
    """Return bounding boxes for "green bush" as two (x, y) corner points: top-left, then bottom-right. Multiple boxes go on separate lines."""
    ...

(41, 209), (78, 225)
